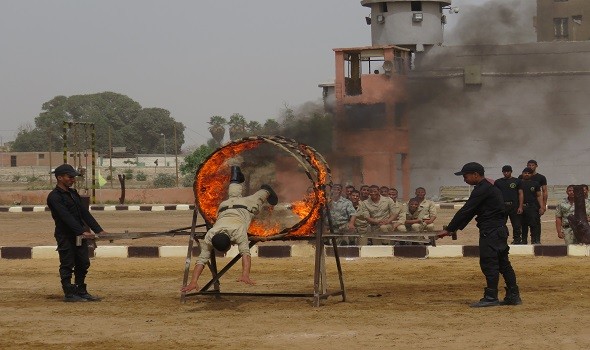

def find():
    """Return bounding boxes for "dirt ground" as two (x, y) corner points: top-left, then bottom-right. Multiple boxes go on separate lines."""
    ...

(1, 210), (589, 349)
(0, 208), (567, 246)
(1, 257), (590, 349)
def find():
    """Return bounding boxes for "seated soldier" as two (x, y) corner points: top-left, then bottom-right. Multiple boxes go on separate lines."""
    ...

(327, 184), (356, 246)
(414, 187), (437, 228)
(181, 166), (278, 293)
(379, 186), (390, 197)
(397, 198), (436, 232)
(356, 185), (402, 245)
(349, 189), (369, 241)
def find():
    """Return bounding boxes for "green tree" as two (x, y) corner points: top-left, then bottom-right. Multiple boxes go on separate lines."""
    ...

(208, 115), (226, 147)
(11, 92), (185, 154)
(228, 113), (247, 140)
(246, 121), (262, 136)
(262, 119), (280, 135)
(179, 144), (215, 176)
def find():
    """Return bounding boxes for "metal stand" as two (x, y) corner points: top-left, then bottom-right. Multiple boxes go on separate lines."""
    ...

(181, 204), (346, 307)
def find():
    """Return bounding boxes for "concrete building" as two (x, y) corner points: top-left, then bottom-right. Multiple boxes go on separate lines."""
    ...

(536, 0), (590, 42)
(331, 45), (411, 194)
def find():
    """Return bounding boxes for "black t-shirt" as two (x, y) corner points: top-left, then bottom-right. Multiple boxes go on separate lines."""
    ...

(519, 180), (541, 207)
(446, 179), (506, 232)
(494, 177), (520, 203)
(518, 173), (547, 187)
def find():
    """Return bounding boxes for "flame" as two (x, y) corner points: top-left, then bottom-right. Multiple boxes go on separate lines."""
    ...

(194, 137), (331, 238)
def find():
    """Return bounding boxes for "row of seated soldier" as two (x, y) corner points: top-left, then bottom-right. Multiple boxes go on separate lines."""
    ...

(326, 184), (437, 246)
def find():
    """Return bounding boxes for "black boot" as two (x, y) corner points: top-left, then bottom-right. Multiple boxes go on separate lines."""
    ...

(77, 283), (101, 301)
(260, 184), (278, 205)
(500, 285), (522, 306)
(62, 284), (87, 302)
(470, 287), (500, 308)
(230, 166), (245, 184)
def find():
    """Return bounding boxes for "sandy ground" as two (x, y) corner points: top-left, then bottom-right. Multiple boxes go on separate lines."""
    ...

(1, 257), (590, 349)
(0, 208), (567, 247)
(1, 210), (588, 349)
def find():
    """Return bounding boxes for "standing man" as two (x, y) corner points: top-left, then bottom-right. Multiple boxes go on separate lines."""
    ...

(47, 164), (107, 302)
(518, 168), (545, 244)
(181, 166), (278, 293)
(494, 165), (523, 244)
(439, 162), (521, 307)
(555, 185), (590, 245)
(518, 160), (548, 210)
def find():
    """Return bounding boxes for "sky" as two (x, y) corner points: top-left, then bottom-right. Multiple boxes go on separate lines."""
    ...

(1, 0), (494, 149)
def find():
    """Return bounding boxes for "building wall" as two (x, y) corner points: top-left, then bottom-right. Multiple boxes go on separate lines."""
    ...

(366, 1), (448, 47)
(0, 151), (96, 168)
(332, 46), (412, 197)
(537, 0), (590, 42)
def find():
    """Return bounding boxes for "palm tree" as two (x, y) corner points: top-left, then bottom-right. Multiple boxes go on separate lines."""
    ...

(228, 113), (247, 140)
(246, 121), (262, 136)
(208, 115), (227, 146)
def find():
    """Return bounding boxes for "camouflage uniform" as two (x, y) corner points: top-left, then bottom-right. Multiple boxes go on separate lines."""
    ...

(197, 183), (269, 265)
(328, 196), (357, 245)
(555, 198), (590, 245)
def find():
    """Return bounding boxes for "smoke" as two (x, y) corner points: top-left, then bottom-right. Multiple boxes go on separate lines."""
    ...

(408, 0), (589, 188)
(445, 0), (536, 45)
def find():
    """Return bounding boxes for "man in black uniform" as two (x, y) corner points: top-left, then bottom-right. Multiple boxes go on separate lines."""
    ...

(439, 162), (521, 307)
(518, 167), (544, 244)
(47, 164), (107, 302)
(518, 160), (548, 211)
(494, 165), (523, 244)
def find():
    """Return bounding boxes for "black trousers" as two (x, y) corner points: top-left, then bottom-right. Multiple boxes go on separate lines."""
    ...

(55, 234), (90, 285)
(479, 225), (517, 290)
(504, 203), (522, 243)
(521, 205), (541, 244)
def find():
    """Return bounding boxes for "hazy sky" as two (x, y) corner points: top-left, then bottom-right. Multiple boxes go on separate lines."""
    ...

(1, 0), (491, 148)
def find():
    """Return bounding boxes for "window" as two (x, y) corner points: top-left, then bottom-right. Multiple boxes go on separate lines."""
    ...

(394, 103), (406, 128)
(341, 103), (387, 130)
(554, 18), (569, 39)
(411, 1), (422, 11)
(380, 3), (388, 13)
(38, 153), (45, 159)
(572, 15), (582, 25)
(10, 155), (16, 167)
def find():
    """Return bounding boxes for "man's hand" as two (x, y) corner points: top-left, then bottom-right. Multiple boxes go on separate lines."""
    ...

(557, 230), (565, 239)
(82, 232), (96, 239)
(237, 275), (256, 285)
(181, 282), (198, 293)
(437, 230), (451, 239)
(539, 207), (546, 215)
(517, 207), (523, 214)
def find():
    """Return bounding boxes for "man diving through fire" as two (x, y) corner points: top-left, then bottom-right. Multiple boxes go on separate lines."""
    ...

(181, 166), (278, 292)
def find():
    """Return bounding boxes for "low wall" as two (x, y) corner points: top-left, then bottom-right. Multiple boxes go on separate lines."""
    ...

(0, 188), (195, 205)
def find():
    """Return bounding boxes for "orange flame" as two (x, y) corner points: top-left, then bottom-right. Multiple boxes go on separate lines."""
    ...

(194, 138), (330, 238)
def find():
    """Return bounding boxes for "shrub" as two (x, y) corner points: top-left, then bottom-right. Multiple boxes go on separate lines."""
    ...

(135, 171), (147, 181)
(182, 174), (194, 188)
(153, 173), (176, 188)
(11, 174), (22, 182)
(123, 168), (134, 180)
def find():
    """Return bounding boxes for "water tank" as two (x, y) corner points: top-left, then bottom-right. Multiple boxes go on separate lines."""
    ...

(361, 0), (451, 51)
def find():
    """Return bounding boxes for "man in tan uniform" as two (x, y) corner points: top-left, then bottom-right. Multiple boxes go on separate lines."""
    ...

(413, 187), (437, 228)
(356, 185), (402, 245)
(397, 198), (436, 232)
(181, 166), (277, 293)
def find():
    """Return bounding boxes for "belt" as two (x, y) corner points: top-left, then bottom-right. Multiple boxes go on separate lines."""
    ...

(504, 201), (513, 205)
(218, 204), (251, 213)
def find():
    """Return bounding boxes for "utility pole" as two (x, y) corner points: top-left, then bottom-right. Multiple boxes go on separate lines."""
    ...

(109, 126), (113, 188)
(174, 124), (179, 187)
(161, 133), (167, 167)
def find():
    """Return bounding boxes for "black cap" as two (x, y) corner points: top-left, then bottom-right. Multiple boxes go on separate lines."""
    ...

(53, 164), (81, 177)
(454, 162), (485, 176)
(522, 167), (534, 174)
(527, 159), (538, 165)
(501, 165), (512, 172)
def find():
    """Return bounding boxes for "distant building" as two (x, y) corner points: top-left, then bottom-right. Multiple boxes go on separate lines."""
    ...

(536, 0), (590, 42)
